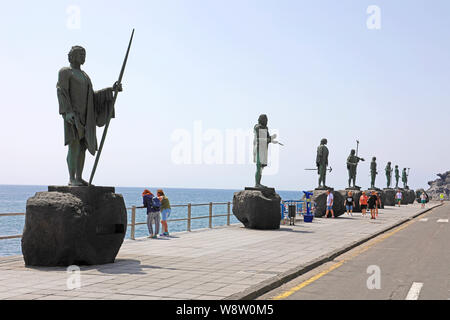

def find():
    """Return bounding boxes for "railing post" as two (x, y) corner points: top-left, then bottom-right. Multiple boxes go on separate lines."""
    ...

(187, 203), (192, 232)
(209, 202), (213, 228)
(227, 202), (231, 226)
(131, 206), (136, 240)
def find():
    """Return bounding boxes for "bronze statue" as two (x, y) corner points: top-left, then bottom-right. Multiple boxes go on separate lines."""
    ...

(402, 168), (409, 189)
(316, 138), (329, 189)
(253, 114), (279, 188)
(385, 161), (393, 188)
(346, 149), (364, 189)
(395, 165), (400, 188)
(57, 46), (122, 186)
(370, 157), (377, 189)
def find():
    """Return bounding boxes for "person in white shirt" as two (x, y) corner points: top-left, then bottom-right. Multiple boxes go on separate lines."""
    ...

(325, 189), (334, 218)
(420, 192), (427, 208)
(395, 190), (402, 207)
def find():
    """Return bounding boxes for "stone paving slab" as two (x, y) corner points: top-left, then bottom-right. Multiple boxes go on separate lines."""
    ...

(0, 202), (441, 300)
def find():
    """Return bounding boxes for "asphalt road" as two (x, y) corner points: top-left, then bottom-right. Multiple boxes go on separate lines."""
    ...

(260, 203), (449, 300)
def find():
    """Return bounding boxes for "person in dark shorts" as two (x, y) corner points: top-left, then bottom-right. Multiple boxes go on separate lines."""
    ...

(344, 191), (354, 216)
(368, 191), (378, 220)
(359, 191), (368, 216)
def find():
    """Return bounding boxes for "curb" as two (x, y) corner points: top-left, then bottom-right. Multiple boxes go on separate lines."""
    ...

(225, 202), (443, 300)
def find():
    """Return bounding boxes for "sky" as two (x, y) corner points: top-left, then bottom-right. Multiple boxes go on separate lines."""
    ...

(0, 0), (449, 191)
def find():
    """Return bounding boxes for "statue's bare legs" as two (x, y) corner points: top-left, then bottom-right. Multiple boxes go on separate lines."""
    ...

(67, 139), (89, 186)
(255, 164), (267, 188)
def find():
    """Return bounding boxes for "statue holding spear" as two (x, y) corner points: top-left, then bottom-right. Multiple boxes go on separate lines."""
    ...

(346, 140), (365, 189)
(57, 30), (134, 186)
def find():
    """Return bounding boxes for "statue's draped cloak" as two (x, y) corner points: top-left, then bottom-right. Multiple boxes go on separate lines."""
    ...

(57, 67), (114, 156)
(253, 124), (271, 166)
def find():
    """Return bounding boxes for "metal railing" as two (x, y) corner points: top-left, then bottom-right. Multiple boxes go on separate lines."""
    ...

(0, 213), (25, 240)
(280, 200), (306, 220)
(0, 202), (233, 241)
(128, 202), (232, 240)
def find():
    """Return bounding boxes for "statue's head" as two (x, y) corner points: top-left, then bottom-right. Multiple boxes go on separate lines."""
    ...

(320, 138), (327, 145)
(372, 156), (376, 161)
(258, 114), (268, 127)
(395, 165), (398, 168)
(388, 161), (391, 165)
(350, 149), (355, 155)
(68, 46), (86, 65)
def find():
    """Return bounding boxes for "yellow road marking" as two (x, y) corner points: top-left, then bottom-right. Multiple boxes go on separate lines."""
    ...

(272, 210), (434, 300)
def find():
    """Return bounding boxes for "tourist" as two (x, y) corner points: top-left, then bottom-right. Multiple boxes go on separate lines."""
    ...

(360, 191), (368, 216)
(440, 193), (444, 204)
(420, 192), (427, 208)
(396, 190), (402, 207)
(142, 189), (161, 238)
(325, 189), (334, 218)
(368, 191), (378, 219)
(157, 189), (171, 236)
(376, 192), (381, 218)
(344, 191), (354, 217)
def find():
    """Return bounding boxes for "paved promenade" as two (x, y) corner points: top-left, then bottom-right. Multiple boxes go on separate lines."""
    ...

(0, 202), (441, 300)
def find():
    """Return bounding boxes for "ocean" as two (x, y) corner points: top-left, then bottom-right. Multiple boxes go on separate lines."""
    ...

(0, 185), (302, 257)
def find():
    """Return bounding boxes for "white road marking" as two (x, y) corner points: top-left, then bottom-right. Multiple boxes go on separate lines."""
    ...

(405, 282), (423, 300)
(419, 218), (428, 222)
(437, 219), (449, 223)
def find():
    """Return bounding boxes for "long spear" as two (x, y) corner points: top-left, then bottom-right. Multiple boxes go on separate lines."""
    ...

(89, 29), (135, 185)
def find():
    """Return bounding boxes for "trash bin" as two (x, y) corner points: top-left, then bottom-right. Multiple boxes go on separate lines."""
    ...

(288, 205), (296, 218)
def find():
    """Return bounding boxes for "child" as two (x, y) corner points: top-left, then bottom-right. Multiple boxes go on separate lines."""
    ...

(157, 189), (171, 236)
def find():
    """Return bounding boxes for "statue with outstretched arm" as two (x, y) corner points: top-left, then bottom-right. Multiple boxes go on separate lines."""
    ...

(253, 114), (280, 188)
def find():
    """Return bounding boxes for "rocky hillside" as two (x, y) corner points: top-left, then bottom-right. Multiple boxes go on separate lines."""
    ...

(426, 171), (450, 200)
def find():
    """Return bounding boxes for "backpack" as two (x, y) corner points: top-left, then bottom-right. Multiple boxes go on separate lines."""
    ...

(151, 196), (161, 211)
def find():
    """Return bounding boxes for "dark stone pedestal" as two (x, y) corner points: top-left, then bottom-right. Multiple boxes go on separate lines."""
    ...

(407, 189), (416, 204)
(345, 186), (361, 191)
(315, 187), (334, 191)
(233, 188), (281, 229)
(398, 188), (408, 205)
(309, 189), (344, 217)
(21, 186), (127, 266)
(339, 189), (362, 212)
(383, 189), (396, 206)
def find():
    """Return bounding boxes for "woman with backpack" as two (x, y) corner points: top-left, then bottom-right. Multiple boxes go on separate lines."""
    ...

(157, 189), (171, 236)
(142, 189), (161, 238)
